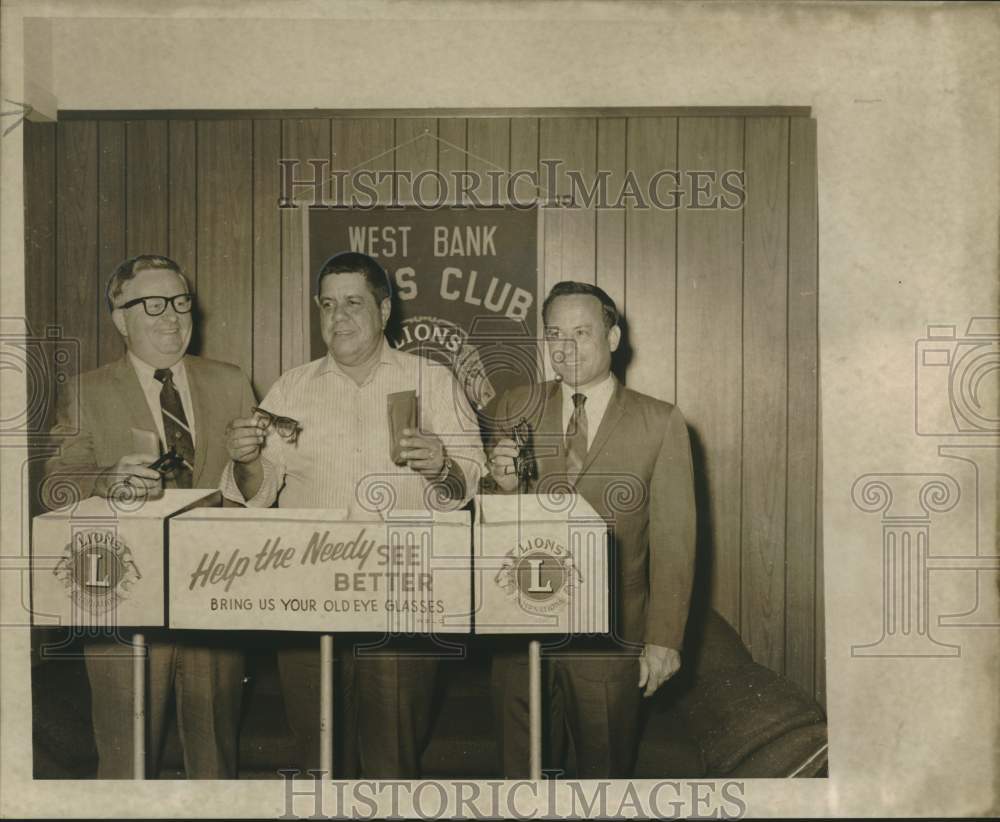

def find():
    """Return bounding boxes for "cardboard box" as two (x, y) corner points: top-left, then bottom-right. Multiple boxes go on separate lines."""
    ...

(168, 507), (472, 632)
(474, 494), (609, 634)
(31, 489), (220, 628)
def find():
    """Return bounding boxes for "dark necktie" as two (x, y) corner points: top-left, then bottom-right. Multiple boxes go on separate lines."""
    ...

(565, 392), (588, 485)
(154, 368), (194, 488)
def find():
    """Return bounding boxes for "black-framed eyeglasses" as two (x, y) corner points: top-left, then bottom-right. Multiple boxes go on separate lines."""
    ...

(119, 293), (195, 317)
(252, 406), (303, 443)
(149, 447), (193, 476)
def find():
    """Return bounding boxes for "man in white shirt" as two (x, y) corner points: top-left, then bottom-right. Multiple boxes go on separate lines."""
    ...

(487, 281), (696, 778)
(222, 251), (483, 777)
(44, 254), (256, 778)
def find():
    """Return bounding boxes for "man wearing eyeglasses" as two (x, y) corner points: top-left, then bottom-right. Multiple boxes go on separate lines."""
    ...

(220, 251), (484, 779)
(43, 254), (256, 778)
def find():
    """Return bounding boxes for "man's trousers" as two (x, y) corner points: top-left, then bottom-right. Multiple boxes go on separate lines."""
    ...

(277, 637), (438, 778)
(84, 632), (244, 779)
(491, 643), (641, 778)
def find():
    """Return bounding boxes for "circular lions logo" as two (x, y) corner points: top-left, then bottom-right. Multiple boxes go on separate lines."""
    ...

(53, 530), (142, 616)
(495, 537), (581, 617)
(393, 315), (497, 413)
(514, 551), (567, 602)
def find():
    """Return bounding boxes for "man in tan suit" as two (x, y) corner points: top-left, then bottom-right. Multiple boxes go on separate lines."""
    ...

(488, 281), (696, 778)
(44, 254), (255, 778)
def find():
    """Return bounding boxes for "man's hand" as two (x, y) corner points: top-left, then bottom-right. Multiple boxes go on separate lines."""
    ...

(95, 452), (162, 499)
(488, 437), (520, 492)
(399, 428), (446, 478)
(638, 643), (681, 698)
(226, 416), (265, 464)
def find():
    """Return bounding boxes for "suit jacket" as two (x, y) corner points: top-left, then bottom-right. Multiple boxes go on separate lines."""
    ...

(491, 378), (696, 650)
(44, 354), (256, 500)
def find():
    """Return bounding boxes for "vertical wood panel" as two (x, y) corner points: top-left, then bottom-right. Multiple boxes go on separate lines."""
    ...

(595, 118), (626, 339)
(56, 122), (99, 373)
(168, 120), (198, 288)
(625, 117), (677, 401)
(125, 120), (168, 255)
(676, 117), (745, 630)
(252, 120), (283, 398)
(281, 119), (331, 370)
(815, 418), (825, 707)
(97, 122), (126, 366)
(740, 117), (789, 671)
(509, 118), (539, 207)
(437, 118), (467, 198)
(540, 117), (597, 290)
(24, 122), (56, 341)
(467, 118), (509, 203)
(24, 121), (58, 467)
(394, 118), (437, 203)
(334, 118), (395, 205)
(786, 119), (822, 702)
(509, 118), (542, 337)
(197, 120), (253, 373)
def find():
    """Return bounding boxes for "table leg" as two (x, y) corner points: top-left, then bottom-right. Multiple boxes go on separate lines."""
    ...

(320, 634), (334, 778)
(132, 631), (146, 780)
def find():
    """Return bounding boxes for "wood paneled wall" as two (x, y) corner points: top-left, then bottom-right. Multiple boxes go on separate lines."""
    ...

(23, 112), (823, 704)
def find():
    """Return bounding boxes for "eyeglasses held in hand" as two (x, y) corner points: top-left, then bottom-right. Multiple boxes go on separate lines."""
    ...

(149, 447), (192, 476)
(511, 418), (538, 484)
(252, 406), (303, 443)
(119, 293), (195, 316)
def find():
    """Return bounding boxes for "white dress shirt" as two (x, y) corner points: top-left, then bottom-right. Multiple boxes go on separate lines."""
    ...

(559, 372), (615, 450)
(128, 352), (196, 449)
(220, 343), (484, 513)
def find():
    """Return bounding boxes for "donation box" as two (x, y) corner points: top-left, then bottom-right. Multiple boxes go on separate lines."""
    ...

(474, 494), (610, 634)
(168, 508), (472, 632)
(31, 489), (221, 628)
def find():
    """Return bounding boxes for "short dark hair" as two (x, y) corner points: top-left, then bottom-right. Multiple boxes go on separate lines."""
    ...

(316, 251), (392, 305)
(106, 255), (190, 312)
(542, 281), (620, 331)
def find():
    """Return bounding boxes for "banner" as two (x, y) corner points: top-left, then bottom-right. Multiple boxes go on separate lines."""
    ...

(168, 507), (473, 632)
(308, 206), (540, 414)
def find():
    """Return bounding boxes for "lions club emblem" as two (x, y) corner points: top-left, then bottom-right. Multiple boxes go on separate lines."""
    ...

(495, 537), (581, 617)
(53, 530), (142, 615)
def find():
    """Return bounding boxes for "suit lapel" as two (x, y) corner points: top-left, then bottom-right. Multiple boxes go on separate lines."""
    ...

(112, 356), (159, 436)
(579, 378), (627, 478)
(183, 356), (209, 484)
(533, 381), (565, 479)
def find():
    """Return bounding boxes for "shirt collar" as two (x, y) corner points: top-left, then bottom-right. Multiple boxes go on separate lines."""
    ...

(316, 339), (399, 378)
(561, 372), (615, 405)
(128, 351), (186, 385)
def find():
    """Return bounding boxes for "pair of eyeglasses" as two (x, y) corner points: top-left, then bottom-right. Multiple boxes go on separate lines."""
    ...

(119, 293), (195, 317)
(252, 406), (303, 443)
(511, 418), (537, 482)
(149, 447), (192, 476)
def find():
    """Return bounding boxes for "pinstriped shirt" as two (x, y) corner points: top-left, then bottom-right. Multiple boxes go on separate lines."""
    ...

(219, 343), (484, 513)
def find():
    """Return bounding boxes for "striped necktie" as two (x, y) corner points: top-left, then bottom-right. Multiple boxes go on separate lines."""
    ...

(565, 392), (588, 485)
(154, 367), (194, 488)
